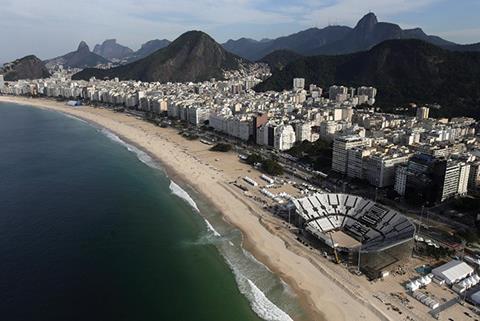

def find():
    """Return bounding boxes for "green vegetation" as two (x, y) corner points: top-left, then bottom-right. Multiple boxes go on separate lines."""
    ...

(416, 245), (454, 259)
(457, 230), (480, 244)
(245, 153), (263, 165)
(453, 197), (480, 212)
(244, 153), (284, 176)
(287, 139), (332, 170)
(259, 49), (304, 71)
(210, 143), (232, 152)
(181, 132), (199, 140)
(262, 159), (284, 176)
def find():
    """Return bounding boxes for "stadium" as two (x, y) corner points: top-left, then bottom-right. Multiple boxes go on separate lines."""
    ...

(288, 193), (416, 279)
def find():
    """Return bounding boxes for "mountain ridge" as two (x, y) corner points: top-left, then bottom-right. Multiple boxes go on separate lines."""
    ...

(223, 12), (475, 60)
(126, 39), (171, 62)
(72, 31), (247, 83)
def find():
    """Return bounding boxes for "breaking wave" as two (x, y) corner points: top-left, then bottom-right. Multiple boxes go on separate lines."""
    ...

(169, 180), (221, 237)
(225, 258), (294, 321)
(100, 128), (160, 169)
(63, 113), (89, 124)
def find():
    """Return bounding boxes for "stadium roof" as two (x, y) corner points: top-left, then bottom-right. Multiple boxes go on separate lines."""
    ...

(291, 193), (415, 252)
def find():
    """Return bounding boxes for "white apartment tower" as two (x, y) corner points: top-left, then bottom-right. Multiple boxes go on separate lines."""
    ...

(275, 125), (296, 151)
(332, 135), (368, 174)
(416, 106), (430, 121)
(292, 78), (305, 90)
(458, 162), (470, 195)
(295, 122), (313, 142)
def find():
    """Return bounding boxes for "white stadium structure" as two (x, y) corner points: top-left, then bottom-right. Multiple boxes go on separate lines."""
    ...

(289, 193), (416, 278)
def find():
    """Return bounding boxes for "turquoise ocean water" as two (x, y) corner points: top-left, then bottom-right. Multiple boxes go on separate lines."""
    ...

(0, 102), (307, 321)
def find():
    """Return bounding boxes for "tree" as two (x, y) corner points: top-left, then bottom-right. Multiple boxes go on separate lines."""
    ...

(246, 153), (263, 165)
(262, 159), (284, 176)
(210, 143), (232, 152)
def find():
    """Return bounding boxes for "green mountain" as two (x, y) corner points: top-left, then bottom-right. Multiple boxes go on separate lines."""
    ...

(255, 39), (480, 118)
(73, 31), (247, 82)
(0, 55), (51, 81)
(258, 50), (303, 70)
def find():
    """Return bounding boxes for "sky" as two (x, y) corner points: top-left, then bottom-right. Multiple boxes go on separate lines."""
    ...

(1, 0), (479, 62)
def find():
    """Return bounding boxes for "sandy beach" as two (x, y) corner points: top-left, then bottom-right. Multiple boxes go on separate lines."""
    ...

(0, 96), (392, 321)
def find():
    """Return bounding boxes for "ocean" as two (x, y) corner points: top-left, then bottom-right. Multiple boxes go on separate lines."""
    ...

(0, 102), (307, 321)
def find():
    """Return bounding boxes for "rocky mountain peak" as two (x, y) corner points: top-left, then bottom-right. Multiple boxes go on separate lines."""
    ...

(77, 41), (90, 52)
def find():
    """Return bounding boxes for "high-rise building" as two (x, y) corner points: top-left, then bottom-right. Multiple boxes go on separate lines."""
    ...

(457, 162), (470, 195)
(332, 135), (368, 174)
(346, 147), (370, 179)
(366, 154), (411, 188)
(0, 74), (4, 90)
(357, 86), (377, 99)
(433, 160), (462, 201)
(400, 154), (470, 203)
(468, 161), (480, 191)
(416, 106), (430, 121)
(292, 78), (305, 90)
(275, 125), (296, 151)
(394, 165), (408, 196)
(329, 85), (348, 102)
(252, 113), (268, 143)
(295, 121), (313, 142)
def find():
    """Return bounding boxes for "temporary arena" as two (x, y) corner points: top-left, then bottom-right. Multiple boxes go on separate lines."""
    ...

(289, 193), (416, 278)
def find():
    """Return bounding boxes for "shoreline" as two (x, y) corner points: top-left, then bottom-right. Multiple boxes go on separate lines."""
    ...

(0, 96), (389, 321)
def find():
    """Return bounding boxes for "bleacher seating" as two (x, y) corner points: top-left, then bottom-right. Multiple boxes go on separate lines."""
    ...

(291, 193), (415, 251)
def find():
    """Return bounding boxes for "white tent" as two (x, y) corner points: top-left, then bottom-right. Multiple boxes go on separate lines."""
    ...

(432, 260), (474, 285)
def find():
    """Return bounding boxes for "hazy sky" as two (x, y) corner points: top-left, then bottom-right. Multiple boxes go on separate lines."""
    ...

(1, 0), (479, 62)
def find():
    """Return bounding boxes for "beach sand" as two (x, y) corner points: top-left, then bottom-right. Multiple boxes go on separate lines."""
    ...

(0, 96), (392, 321)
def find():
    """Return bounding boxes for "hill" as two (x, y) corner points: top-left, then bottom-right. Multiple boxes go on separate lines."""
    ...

(45, 41), (109, 69)
(126, 39), (171, 62)
(93, 39), (133, 60)
(0, 55), (51, 81)
(258, 50), (303, 70)
(223, 26), (351, 61)
(72, 31), (247, 83)
(255, 39), (480, 118)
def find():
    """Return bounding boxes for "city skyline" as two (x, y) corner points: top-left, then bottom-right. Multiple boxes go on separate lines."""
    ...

(1, 0), (479, 63)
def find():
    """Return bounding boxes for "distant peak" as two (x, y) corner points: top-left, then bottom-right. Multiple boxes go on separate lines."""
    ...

(175, 30), (215, 44)
(103, 39), (117, 44)
(356, 12), (378, 29)
(181, 30), (209, 38)
(77, 41), (90, 52)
